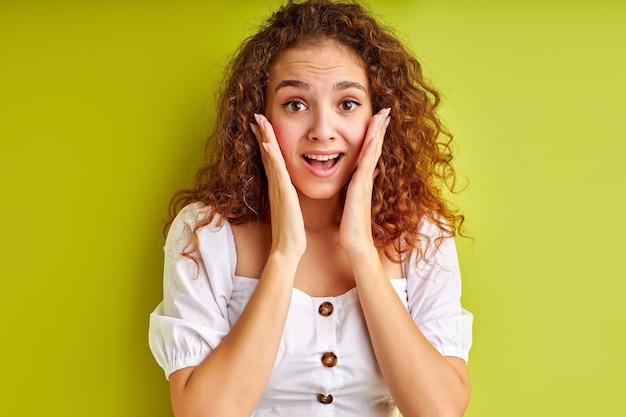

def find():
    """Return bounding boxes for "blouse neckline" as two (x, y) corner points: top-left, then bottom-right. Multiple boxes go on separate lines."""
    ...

(222, 220), (405, 300)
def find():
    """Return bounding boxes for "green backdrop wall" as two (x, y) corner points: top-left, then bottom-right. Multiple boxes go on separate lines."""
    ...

(2, 1), (625, 416)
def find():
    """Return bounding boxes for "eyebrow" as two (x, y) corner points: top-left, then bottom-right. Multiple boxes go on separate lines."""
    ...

(274, 79), (367, 93)
(334, 81), (367, 92)
(275, 79), (309, 93)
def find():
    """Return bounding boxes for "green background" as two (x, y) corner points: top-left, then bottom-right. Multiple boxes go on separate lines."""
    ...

(2, 1), (625, 416)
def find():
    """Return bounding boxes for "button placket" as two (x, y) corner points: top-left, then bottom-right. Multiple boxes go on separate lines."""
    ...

(312, 298), (341, 411)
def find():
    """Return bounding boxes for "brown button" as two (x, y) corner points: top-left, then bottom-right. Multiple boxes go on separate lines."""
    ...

(317, 393), (334, 404)
(321, 351), (338, 367)
(318, 302), (334, 317)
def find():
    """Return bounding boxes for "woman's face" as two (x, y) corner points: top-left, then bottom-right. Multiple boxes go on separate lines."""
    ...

(264, 41), (372, 201)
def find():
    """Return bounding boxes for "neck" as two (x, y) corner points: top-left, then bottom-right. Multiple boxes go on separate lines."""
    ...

(298, 192), (343, 232)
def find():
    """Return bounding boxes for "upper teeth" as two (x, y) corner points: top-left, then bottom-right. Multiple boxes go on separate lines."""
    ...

(304, 153), (340, 161)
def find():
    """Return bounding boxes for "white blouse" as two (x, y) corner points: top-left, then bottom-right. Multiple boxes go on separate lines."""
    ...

(149, 203), (472, 417)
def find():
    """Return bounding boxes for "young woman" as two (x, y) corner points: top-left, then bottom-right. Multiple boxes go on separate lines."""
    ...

(149, 1), (473, 416)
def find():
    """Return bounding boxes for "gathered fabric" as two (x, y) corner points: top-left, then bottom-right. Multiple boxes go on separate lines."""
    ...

(149, 203), (472, 417)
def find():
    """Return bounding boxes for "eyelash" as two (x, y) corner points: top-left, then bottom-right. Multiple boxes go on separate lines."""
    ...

(281, 99), (362, 113)
(282, 100), (307, 112)
(339, 100), (361, 111)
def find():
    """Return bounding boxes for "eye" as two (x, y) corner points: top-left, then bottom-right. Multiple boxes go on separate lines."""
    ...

(282, 100), (308, 113)
(339, 100), (361, 112)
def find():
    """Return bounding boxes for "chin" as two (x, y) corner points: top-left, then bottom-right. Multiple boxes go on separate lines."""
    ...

(296, 183), (345, 202)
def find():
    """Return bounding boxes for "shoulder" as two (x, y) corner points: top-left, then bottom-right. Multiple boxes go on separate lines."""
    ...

(418, 214), (453, 242)
(403, 213), (455, 253)
(171, 202), (219, 230)
(230, 219), (271, 279)
(402, 215), (459, 277)
(166, 203), (228, 255)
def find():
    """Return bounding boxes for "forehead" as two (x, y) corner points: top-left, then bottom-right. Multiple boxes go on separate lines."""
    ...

(268, 42), (368, 84)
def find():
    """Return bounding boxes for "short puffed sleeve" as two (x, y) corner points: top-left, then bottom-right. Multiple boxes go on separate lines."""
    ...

(404, 221), (473, 363)
(148, 203), (236, 379)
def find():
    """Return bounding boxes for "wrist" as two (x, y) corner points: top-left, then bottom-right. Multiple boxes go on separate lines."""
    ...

(266, 250), (303, 270)
(345, 243), (378, 264)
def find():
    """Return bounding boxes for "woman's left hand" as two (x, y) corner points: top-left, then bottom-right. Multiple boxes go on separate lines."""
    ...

(340, 107), (391, 256)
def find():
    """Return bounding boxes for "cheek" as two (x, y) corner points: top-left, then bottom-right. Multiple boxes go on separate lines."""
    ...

(346, 116), (370, 147)
(270, 120), (299, 156)
(272, 126), (302, 178)
(270, 121), (287, 145)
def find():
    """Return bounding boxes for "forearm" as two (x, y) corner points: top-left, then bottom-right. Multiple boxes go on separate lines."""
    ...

(170, 252), (300, 417)
(349, 247), (470, 417)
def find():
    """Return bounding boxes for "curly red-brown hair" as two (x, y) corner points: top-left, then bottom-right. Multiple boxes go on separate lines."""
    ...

(169, 0), (464, 262)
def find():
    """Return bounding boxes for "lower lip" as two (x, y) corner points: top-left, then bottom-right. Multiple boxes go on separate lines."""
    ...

(302, 156), (343, 178)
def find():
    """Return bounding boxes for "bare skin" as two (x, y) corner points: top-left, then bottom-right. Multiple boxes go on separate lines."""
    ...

(168, 43), (469, 417)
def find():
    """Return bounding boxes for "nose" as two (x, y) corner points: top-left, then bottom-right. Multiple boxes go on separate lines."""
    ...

(307, 108), (335, 142)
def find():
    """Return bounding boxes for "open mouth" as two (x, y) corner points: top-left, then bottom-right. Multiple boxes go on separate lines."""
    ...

(302, 153), (343, 170)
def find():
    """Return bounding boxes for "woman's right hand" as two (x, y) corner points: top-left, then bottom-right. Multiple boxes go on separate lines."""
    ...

(251, 114), (306, 259)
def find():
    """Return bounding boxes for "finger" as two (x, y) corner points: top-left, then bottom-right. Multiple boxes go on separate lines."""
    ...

(376, 113), (391, 154)
(252, 114), (291, 180)
(363, 136), (382, 173)
(374, 108), (391, 143)
(250, 121), (261, 143)
(361, 108), (390, 156)
(251, 122), (272, 170)
(368, 109), (391, 166)
(359, 108), (390, 170)
(253, 114), (280, 147)
(252, 115), (280, 164)
(373, 107), (391, 133)
(261, 141), (284, 169)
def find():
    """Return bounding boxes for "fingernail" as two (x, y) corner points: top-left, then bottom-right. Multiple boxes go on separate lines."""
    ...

(254, 113), (261, 125)
(385, 107), (391, 117)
